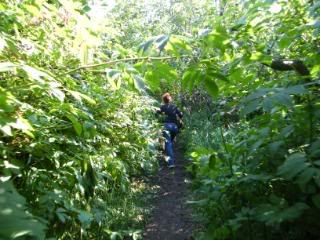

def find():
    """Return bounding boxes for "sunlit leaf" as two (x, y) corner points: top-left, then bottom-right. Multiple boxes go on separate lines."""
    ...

(66, 114), (82, 136)
(0, 62), (17, 72)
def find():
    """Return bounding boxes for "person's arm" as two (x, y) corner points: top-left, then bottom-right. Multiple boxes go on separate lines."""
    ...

(175, 106), (183, 118)
(156, 105), (164, 115)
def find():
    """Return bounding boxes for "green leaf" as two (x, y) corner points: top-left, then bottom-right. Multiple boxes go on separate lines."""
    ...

(268, 141), (284, 154)
(154, 35), (169, 52)
(231, 16), (247, 30)
(138, 35), (169, 53)
(138, 38), (155, 53)
(312, 194), (320, 208)
(278, 153), (309, 179)
(9, 116), (34, 138)
(250, 52), (272, 64)
(0, 36), (7, 53)
(278, 36), (294, 50)
(25, 4), (41, 16)
(242, 99), (260, 115)
(166, 35), (192, 55)
(66, 114), (82, 136)
(0, 62), (17, 72)
(255, 202), (309, 225)
(68, 90), (96, 104)
(78, 210), (93, 226)
(204, 77), (218, 98)
(206, 32), (230, 52)
(280, 125), (294, 138)
(297, 168), (317, 189)
(208, 154), (216, 169)
(133, 75), (146, 93)
(0, 181), (46, 239)
(284, 85), (307, 95)
(50, 87), (65, 102)
(271, 93), (293, 108)
(182, 67), (201, 91)
(207, 70), (229, 82)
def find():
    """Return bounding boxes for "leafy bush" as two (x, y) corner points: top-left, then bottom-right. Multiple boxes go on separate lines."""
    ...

(178, 1), (320, 239)
(0, 1), (160, 239)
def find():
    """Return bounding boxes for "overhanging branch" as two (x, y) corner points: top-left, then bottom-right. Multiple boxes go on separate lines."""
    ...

(263, 59), (311, 80)
(62, 55), (187, 76)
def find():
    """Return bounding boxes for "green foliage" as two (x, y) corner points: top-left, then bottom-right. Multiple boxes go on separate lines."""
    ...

(0, 1), (160, 239)
(1, 0), (320, 239)
(0, 181), (46, 239)
(177, 0), (320, 239)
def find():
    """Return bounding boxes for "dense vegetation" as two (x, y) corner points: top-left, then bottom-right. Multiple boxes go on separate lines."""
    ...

(1, 0), (319, 239)
(0, 1), (160, 239)
(178, 1), (320, 239)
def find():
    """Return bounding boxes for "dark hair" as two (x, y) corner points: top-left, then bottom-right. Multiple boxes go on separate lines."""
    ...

(162, 92), (172, 104)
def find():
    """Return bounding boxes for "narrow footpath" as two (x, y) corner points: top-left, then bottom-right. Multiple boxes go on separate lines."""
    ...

(143, 145), (194, 240)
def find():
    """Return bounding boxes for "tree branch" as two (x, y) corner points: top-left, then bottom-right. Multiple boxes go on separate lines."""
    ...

(263, 59), (311, 80)
(62, 55), (186, 76)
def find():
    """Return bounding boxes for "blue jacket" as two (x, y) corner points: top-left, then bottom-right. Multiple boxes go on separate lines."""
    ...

(157, 103), (183, 124)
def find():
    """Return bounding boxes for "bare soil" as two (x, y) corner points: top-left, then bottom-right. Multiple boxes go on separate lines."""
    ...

(143, 145), (194, 240)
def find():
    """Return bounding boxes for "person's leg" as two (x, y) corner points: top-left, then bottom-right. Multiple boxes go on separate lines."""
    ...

(164, 135), (174, 166)
(164, 123), (178, 166)
(168, 123), (179, 141)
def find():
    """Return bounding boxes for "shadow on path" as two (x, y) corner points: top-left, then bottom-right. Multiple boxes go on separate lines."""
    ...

(143, 145), (194, 240)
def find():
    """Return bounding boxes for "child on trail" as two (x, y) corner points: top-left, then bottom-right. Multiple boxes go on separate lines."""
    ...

(157, 92), (183, 168)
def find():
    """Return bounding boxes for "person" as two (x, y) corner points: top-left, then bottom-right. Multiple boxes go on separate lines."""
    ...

(157, 92), (183, 168)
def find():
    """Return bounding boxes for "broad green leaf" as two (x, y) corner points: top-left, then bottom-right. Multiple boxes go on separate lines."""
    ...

(66, 114), (82, 136)
(0, 62), (17, 72)
(297, 168), (317, 189)
(284, 85), (307, 95)
(138, 35), (169, 53)
(0, 181), (46, 239)
(244, 89), (268, 102)
(278, 153), (309, 179)
(255, 202), (309, 225)
(154, 35), (169, 52)
(166, 35), (192, 55)
(280, 125), (294, 138)
(312, 194), (320, 209)
(68, 90), (96, 104)
(144, 70), (160, 91)
(50, 87), (65, 102)
(198, 28), (211, 37)
(25, 4), (41, 16)
(0, 36), (6, 52)
(229, 68), (243, 82)
(242, 99), (260, 115)
(268, 141), (284, 154)
(311, 64), (320, 78)
(133, 75), (146, 93)
(78, 210), (93, 225)
(204, 77), (218, 98)
(206, 31), (230, 52)
(138, 37), (155, 53)
(0, 125), (12, 136)
(278, 35), (294, 50)
(271, 93), (293, 108)
(182, 67), (202, 91)
(250, 52), (272, 64)
(207, 71), (229, 82)
(208, 154), (216, 169)
(231, 16), (247, 30)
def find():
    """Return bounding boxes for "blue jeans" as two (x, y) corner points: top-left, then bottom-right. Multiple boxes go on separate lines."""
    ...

(163, 123), (179, 166)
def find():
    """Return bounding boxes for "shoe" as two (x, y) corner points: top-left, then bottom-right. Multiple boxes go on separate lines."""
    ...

(168, 164), (175, 168)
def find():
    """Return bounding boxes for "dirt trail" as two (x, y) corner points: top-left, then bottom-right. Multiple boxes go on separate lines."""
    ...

(143, 145), (194, 240)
